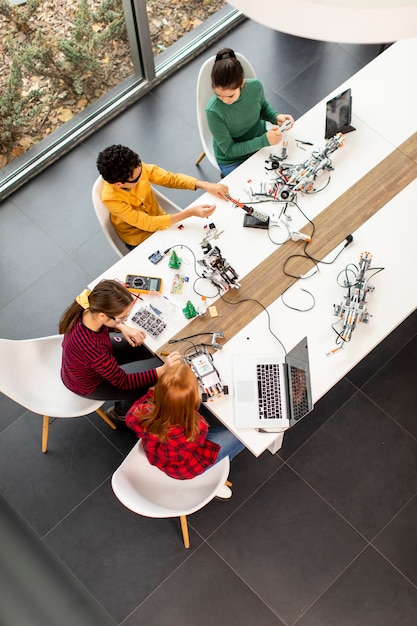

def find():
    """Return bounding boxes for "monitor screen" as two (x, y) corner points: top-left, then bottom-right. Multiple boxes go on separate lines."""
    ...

(325, 88), (353, 139)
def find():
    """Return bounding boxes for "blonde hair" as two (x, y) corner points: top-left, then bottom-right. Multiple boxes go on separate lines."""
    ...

(140, 363), (201, 441)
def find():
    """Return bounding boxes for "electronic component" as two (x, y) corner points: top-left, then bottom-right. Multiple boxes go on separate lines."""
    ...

(226, 194), (269, 224)
(171, 273), (185, 295)
(184, 345), (228, 401)
(131, 306), (167, 339)
(279, 119), (292, 132)
(243, 214), (269, 229)
(291, 231), (311, 242)
(125, 274), (162, 294)
(327, 251), (382, 355)
(265, 132), (344, 202)
(198, 245), (240, 292)
(148, 250), (164, 265)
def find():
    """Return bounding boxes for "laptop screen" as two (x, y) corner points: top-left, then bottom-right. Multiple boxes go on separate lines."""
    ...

(325, 88), (353, 139)
(285, 336), (313, 424)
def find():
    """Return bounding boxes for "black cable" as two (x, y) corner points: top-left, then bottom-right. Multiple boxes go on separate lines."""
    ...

(168, 243), (222, 299)
(168, 332), (217, 344)
(219, 293), (287, 355)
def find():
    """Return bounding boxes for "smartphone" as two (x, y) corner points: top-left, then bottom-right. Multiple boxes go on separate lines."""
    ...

(125, 274), (162, 294)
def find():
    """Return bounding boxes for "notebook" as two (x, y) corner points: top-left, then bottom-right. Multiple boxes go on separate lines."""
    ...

(325, 88), (356, 139)
(232, 336), (313, 430)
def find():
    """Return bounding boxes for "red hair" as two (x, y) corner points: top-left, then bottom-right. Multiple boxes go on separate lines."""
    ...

(140, 363), (201, 441)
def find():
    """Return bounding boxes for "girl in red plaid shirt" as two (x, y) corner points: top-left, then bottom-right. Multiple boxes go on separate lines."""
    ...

(126, 361), (244, 481)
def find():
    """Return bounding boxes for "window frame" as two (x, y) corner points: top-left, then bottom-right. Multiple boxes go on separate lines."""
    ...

(0, 1), (243, 201)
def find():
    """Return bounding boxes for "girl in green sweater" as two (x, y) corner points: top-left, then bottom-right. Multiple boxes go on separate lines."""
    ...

(206, 48), (294, 177)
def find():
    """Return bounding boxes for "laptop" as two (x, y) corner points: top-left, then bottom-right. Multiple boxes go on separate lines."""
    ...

(232, 336), (313, 430)
(325, 88), (356, 139)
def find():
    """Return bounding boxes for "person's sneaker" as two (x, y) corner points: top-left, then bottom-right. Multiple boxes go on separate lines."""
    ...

(215, 484), (232, 500)
(106, 405), (127, 427)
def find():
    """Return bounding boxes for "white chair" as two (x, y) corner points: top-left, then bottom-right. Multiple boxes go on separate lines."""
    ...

(92, 176), (182, 258)
(112, 440), (230, 548)
(195, 53), (257, 169)
(92, 176), (131, 258)
(0, 335), (116, 453)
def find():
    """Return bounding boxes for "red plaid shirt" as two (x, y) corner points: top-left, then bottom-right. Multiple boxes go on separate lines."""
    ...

(126, 389), (220, 479)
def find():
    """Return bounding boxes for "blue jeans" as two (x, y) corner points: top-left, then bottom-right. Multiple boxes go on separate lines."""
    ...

(206, 426), (245, 463)
(218, 161), (243, 178)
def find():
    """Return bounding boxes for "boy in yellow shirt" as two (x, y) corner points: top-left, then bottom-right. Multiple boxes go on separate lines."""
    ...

(97, 144), (229, 248)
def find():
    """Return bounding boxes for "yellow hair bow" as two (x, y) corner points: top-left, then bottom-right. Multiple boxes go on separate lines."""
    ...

(76, 288), (91, 310)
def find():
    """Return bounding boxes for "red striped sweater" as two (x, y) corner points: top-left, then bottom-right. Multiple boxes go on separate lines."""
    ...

(61, 318), (157, 396)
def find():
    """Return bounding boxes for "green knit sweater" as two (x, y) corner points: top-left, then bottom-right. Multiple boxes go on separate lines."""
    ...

(206, 78), (279, 167)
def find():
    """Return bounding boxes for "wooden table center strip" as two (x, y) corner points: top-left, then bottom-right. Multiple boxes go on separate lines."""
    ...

(159, 134), (417, 354)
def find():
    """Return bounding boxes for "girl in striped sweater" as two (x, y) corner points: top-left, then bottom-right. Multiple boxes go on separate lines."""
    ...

(59, 279), (180, 421)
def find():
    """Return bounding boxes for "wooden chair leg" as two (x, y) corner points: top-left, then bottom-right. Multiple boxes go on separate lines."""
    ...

(42, 415), (49, 453)
(180, 515), (190, 549)
(195, 150), (206, 165)
(95, 408), (117, 430)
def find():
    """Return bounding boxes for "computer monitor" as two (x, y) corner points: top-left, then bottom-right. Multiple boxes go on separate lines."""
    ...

(325, 88), (356, 139)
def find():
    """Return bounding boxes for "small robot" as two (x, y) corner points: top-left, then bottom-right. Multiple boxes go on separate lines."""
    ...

(266, 132), (344, 202)
(184, 345), (228, 401)
(198, 245), (240, 292)
(328, 251), (377, 355)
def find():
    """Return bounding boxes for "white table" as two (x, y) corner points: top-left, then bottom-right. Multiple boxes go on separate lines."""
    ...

(91, 39), (417, 456)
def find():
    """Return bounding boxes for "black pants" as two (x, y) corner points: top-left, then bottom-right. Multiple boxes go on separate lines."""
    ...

(86, 333), (163, 413)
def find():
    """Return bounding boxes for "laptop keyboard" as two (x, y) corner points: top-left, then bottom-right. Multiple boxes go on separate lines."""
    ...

(257, 363), (282, 419)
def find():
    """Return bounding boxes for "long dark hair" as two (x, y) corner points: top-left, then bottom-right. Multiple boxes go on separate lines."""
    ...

(59, 279), (134, 334)
(211, 48), (244, 90)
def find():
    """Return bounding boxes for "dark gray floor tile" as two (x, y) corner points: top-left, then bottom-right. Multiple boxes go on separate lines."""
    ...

(0, 412), (122, 535)
(44, 480), (201, 624)
(373, 495), (417, 587)
(124, 543), (284, 626)
(71, 230), (121, 282)
(362, 334), (417, 439)
(84, 91), (200, 177)
(0, 257), (92, 339)
(0, 494), (116, 626)
(340, 43), (391, 65)
(289, 392), (417, 539)
(347, 309), (417, 388)
(280, 45), (364, 114)
(188, 446), (282, 538)
(0, 394), (25, 434)
(297, 546), (417, 626)
(262, 85), (303, 121)
(278, 377), (356, 461)
(209, 466), (365, 625)
(11, 147), (100, 254)
(0, 200), (66, 309)
(208, 22), (333, 91)
(87, 411), (139, 457)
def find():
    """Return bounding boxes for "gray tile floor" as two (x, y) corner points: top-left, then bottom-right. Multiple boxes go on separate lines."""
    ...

(1, 19), (416, 626)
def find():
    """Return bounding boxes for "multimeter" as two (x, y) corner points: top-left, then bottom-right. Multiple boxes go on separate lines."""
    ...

(125, 274), (162, 294)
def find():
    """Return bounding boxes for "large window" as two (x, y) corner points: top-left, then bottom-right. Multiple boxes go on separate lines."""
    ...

(0, 0), (240, 200)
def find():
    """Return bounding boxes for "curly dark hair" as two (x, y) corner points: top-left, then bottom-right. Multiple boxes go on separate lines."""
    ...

(211, 48), (244, 90)
(96, 145), (141, 184)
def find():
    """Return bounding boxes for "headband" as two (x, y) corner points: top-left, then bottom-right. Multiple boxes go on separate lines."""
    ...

(76, 289), (91, 310)
(215, 50), (236, 62)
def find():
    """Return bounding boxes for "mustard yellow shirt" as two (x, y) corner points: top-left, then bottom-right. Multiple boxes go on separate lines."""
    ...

(101, 163), (198, 246)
